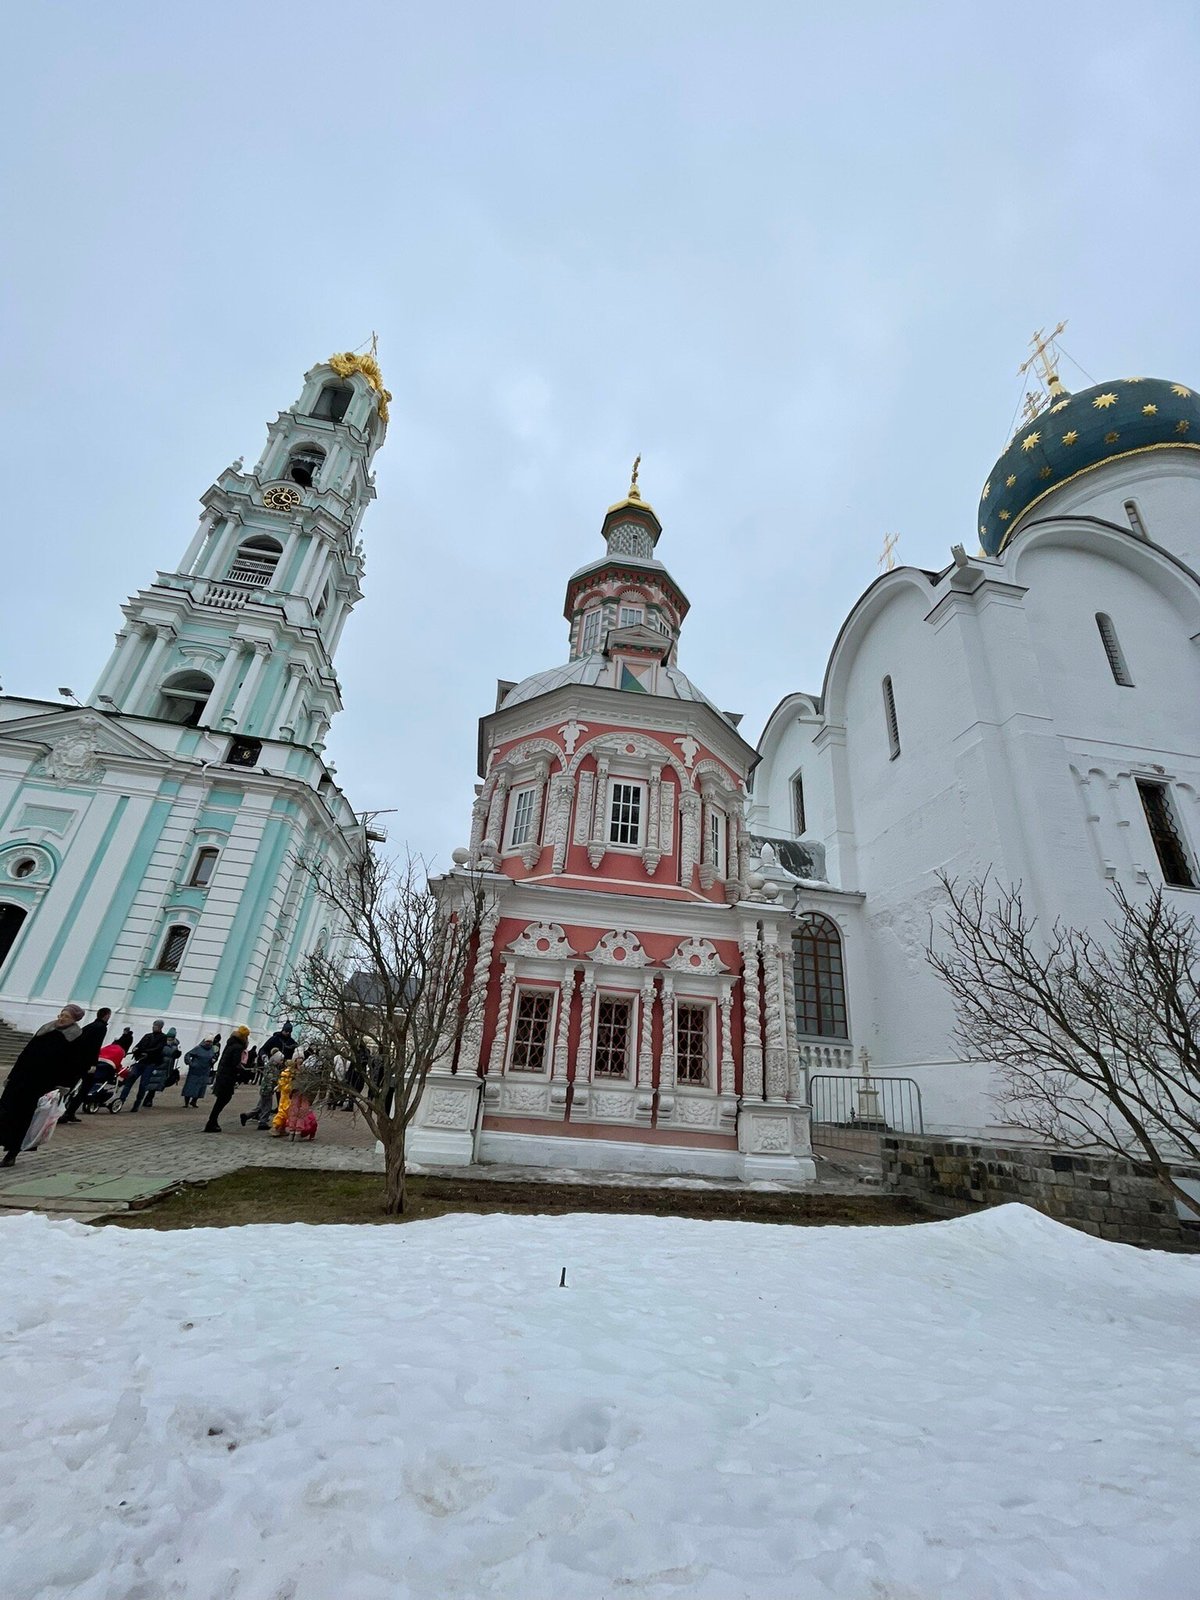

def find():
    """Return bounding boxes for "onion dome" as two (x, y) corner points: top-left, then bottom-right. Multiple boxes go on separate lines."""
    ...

(978, 376), (1200, 556)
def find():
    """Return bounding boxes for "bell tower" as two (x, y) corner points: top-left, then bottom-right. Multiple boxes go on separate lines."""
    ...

(88, 352), (390, 749)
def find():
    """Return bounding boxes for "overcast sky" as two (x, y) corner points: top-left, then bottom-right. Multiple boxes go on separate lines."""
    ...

(4, 2), (1199, 863)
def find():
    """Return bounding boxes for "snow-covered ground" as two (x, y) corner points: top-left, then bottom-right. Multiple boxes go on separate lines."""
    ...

(2, 1206), (1197, 1600)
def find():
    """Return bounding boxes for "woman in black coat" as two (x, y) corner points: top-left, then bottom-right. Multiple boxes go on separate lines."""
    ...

(0, 1005), (85, 1165)
(203, 1026), (250, 1133)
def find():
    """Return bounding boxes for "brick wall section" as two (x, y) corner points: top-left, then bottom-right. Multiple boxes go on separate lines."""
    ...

(882, 1134), (1200, 1252)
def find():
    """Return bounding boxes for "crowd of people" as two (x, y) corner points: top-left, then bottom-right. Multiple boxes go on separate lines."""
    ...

(0, 1008), (355, 1168)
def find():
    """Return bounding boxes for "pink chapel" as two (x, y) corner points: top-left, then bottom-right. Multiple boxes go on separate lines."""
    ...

(410, 469), (816, 1183)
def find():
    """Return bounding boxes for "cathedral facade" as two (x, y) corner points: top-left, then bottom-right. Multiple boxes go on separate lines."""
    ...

(409, 479), (816, 1181)
(412, 348), (1200, 1170)
(0, 355), (388, 1039)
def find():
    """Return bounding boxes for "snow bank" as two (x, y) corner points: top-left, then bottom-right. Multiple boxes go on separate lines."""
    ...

(1, 1204), (1197, 1599)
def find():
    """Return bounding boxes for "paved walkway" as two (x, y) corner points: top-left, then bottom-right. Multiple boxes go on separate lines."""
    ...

(0, 1085), (879, 1221)
(0, 1086), (381, 1218)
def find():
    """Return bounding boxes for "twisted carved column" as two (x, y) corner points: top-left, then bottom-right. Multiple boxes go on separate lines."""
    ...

(637, 974), (656, 1090)
(456, 907), (500, 1075)
(552, 967), (575, 1084)
(487, 959), (517, 1076)
(762, 922), (789, 1100)
(658, 973), (676, 1092)
(718, 978), (735, 1096)
(739, 929), (764, 1099)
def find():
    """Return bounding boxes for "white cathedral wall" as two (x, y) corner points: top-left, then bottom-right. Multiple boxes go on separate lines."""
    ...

(1030, 454), (1200, 571)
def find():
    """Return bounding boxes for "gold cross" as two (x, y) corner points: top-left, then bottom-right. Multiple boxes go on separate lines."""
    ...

(629, 453), (641, 499)
(1018, 320), (1067, 396)
(878, 532), (899, 573)
(369, 330), (379, 360)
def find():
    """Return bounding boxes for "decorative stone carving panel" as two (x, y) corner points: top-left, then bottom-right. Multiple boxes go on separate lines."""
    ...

(507, 921), (575, 960)
(574, 772), (595, 844)
(591, 929), (648, 967)
(35, 730), (104, 785)
(666, 936), (728, 975)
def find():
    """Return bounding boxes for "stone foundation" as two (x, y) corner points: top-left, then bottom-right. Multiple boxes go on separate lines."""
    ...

(882, 1134), (1200, 1252)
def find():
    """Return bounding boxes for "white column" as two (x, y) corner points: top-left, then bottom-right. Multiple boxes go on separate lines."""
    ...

(574, 968), (596, 1087)
(275, 663), (308, 740)
(520, 760), (550, 869)
(739, 927), (764, 1099)
(718, 978), (735, 1096)
(487, 960), (517, 1075)
(227, 641), (271, 732)
(294, 529), (328, 600)
(202, 642), (245, 729)
(457, 908), (501, 1075)
(91, 628), (138, 703)
(552, 967), (575, 1086)
(207, 513), (243, 583)
(123, 624), (175, 715)
(587, 757), (610, 868)
(659, 974), (676, 1092)
(180, 509), (219, 575)
(637, 973), (656, 1090)
(762, 922), (789, 1100)
(484, 772), (510, 849)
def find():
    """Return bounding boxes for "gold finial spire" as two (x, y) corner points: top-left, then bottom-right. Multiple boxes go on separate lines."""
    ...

(628, 453), (642, 501)
(1019, 320), (1068, 398)
(878, 532), (899, 573)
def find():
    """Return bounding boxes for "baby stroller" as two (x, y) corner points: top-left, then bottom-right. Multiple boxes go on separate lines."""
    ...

(82, 1062), (121, 1114)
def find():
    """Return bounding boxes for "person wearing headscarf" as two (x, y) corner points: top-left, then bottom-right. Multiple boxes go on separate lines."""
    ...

(0, 1005), (85, 1166)
(61, 1008), (112, 1122)
(203, 1026), (250, 1133)
(181, 1037), (217, 1107)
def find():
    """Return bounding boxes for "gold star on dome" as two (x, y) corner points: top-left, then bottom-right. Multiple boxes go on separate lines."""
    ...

(1021, 431), (1041, 451)
(998, 509), (1011, 521)
(1142, 404), (1158, 416)
(1039, 466), (1053, 478)
(982, 480), (991, 499)
(979, 524), (987, 537)
(1005, 473), (1017, 487)
(1093, 392), (1118, 409)
(1177, 419), (1191, 434)
(1123, 377), (1144, 383)
(1062, 430), (1078, 445)
(1050, 399), (1071, 413)
(1172, 384), (1192, 398)
(1104, 430), (1120, 444)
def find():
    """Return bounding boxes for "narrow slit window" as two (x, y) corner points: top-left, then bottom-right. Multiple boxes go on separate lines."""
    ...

(1124, 500), (1148, 540)
(882, 676), (901, 760)
(675, 1003), (710, 1086)
(1136, 781), (1198, 889)
(793, 773), (806, 834)
(189, 847), (219, 888)
(1096, 613), (1134, 686)
(509, 990), (553, 1071)
(594, 996), (632, 1076)
(709, 809), (724, 874)
(156, 925), (190, 973)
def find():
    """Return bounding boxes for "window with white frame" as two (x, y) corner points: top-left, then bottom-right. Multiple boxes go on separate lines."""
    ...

(709, 808), (725, 874)
(189, 846), (219, 888)
(509, 989), (553, 1071)
(608, 780), (643, 846)
(580, 609), (602, 654)
(506, 786), (537, 850)
(618, 605), (644, 628)
(594, 995), (633, 1076)
(675, 1002), (711, 1085)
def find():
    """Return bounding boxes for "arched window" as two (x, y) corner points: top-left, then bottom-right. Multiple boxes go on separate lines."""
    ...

(312, 382), (353, 422)
(227, 534), (282, 588)
(1096, 613), (1134, 686)
(882, 675), (901, 760)
(156, 925), (190, 973)
(157, 670), (215, 727)
(287, 446), (325, 488)
(189, 847), (219, 888)
(793, 915), (848, 1039)
(0, 904), (27, 970)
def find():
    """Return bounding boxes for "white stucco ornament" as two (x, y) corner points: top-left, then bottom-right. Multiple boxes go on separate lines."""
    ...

(674, 734), (700, 769)
(38, 729), (104, 785)
(558, 720), (589, 756)
(666, 936), (727, 974)
(507, 921), (575, 959)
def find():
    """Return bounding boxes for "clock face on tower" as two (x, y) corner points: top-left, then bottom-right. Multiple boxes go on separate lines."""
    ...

(263, 483), (302, 511)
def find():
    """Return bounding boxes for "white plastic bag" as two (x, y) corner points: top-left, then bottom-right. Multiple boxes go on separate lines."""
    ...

(21, 1090), (64, 1151)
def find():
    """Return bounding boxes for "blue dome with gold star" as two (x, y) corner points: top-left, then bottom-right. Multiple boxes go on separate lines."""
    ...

(978, 376), (1200, 556)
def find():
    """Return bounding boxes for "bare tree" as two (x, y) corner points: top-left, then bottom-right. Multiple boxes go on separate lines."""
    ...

(282, 849), (491, 1214)
(928, 873), (1200, 1220)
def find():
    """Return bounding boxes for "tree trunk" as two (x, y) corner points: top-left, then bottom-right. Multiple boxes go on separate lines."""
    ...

(382, 1134), (407, 1216)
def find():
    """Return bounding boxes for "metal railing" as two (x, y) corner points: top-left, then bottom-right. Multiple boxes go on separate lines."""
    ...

(810, 1073), (924, 1157)
(225, 562), (274, 587)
